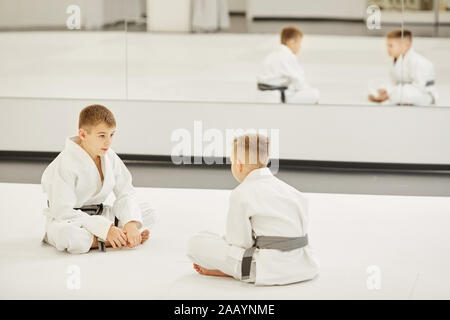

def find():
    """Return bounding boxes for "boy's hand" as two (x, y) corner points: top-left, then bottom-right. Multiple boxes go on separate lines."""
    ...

(378, 89), (388, 101)
(368, 94), (379, 102)
(106, 225), (127, 249)
(123, 221), (141, 248)
(369, 89), (389, 103)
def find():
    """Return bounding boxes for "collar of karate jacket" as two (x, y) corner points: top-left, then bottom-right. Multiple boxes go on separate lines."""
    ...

(396, 47), (415, 65)
(65, 136), (100, 163)
(243, 167), (273, 182)
(280, 44), (295, 57)
(67, 136), (81, 147)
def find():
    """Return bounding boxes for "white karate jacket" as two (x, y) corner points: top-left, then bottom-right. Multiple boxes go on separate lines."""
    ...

(257, 44), (313, 92)
(41, 136), (144, 241)
(388, 47), (438, 102)
(225, 167), (320, 285)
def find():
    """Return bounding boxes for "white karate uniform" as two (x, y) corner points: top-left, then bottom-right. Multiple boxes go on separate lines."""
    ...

(187, 168), (320, 286)
(41, 136), (157, 254)
(257, 44), (320, 104)
(384, 48), (438, 106)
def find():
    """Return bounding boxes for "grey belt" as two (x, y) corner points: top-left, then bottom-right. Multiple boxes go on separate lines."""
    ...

(396, 80), (435, 86)
(47, 201), (118, 252)
(241, 234), (309, 280)
(73, 203), (119, 228)
(74, 203), (104, 215)
(75, 204), (120, 252)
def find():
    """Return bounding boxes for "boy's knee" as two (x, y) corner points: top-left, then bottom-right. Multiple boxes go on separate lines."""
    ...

(59, 225), (93, 254)
(186, 234), (204, 256)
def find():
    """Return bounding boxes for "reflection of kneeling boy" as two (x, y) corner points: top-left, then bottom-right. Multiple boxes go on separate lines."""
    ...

(187, 134), (319, 285)
(257, 26), (320, 104)
(369, 30), (438, 106)
(42, 104), (157, 254)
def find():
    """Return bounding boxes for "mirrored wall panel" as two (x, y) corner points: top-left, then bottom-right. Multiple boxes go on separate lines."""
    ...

(1, 0), (448, 107)
(125, 0), (449, 108)
(0, 0), (130, 100)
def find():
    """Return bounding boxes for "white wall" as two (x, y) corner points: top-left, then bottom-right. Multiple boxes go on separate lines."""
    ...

(0, 0), (144, 29)
(146, 0), (191, 32)
(0, 98), (449, 164)
(228, 0), (246, 13)
(246, 0), (366, 20)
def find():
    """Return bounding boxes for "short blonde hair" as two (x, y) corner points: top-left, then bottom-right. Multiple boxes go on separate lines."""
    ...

(79, 104), (116, 130)
(387, 29), (412, 41)
(280, 26), (303, 45)
(233, 133), (270, 167)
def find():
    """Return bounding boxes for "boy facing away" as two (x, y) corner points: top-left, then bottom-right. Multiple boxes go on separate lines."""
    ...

(41, 104), (157, 254)
(369, 29), (438, 106)
(257, 26), (320, 104)
(187, 133), (319, 285)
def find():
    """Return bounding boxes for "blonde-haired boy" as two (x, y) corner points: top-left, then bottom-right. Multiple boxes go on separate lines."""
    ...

(257, 26), (320, 104)
(187, 133), (319, 285)
(369, 29), (438, 106)
(41, 104), (157, 254)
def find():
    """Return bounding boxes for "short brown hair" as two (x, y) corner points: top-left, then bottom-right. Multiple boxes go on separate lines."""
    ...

(79, 104), (116, 130)
(233, 133), (270, 167)
(387, 29), (412, 41)
(280, 26), (303, 45)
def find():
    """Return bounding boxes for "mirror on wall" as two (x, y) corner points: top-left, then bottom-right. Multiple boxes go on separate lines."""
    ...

(126, 0), (449, 108)
(0, 0), (131, 100)
(0, 0), (448, 108)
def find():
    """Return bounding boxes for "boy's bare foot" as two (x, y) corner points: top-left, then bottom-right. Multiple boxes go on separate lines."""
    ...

(91, 230), (149, 250)
(193, 264), (232, 277)
(124, 229), (150, 247)
(141, 229), (150, 244)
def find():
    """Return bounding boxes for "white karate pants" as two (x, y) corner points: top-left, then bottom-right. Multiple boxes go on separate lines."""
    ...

(186, 231), (256, 283)
(387, 84), (434, 106)
(44, 203), (158, 254)
(286, 87), (320, 104)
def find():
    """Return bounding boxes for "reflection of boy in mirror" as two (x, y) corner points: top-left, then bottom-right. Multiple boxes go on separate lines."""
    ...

(258, 26), (320, 104)
(369, 30), (438, 106)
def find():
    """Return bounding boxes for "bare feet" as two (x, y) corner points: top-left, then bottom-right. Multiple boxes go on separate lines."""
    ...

(124, 229), (150, 247)
(140, 229), (150, 244)
(193, 264), (232, 277)
(91, 229), (150, 250)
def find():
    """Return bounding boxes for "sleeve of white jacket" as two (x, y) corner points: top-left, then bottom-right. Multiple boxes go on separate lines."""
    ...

(111, 152), (143, 229)
(47, 164), (113, 241)
(280, 56), (311, 91)
(225, 190), (254, 260)
(411, 59), (433, 88)
(386, 66), (399, 96)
